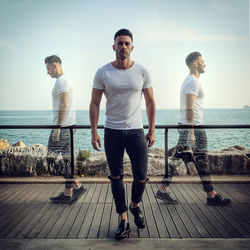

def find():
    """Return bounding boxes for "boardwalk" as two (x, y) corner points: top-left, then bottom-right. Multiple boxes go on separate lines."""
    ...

(0, 183), (250, 240)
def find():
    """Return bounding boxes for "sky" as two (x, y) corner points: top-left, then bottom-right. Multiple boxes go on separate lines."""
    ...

(0, 0), (249, 110)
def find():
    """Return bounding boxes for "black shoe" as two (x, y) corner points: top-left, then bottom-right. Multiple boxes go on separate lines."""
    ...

(129, 205), (145, 229)
(69, 185), (87, 204)
(207, 194), (231, 206)
(156, 190), (178, 204)
(115, 220), (130, 240)
(50, 192), (64, 201)
(50, 192), (72, 204)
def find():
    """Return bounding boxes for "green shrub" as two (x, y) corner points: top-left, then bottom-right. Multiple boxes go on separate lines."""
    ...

(77, 149), (90, 161)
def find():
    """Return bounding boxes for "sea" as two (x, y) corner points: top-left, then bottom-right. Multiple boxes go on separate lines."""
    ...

(0, 109), (249, 152)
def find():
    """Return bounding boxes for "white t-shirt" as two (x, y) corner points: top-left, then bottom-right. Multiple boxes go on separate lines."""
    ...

(179, 75), (204, 125)
(93, 62), (152, 129)
(52, 74), (76, 126)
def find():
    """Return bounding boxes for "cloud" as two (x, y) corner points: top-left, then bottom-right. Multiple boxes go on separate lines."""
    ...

(0, 40), (14, 50)
(134, 17), (244, 44)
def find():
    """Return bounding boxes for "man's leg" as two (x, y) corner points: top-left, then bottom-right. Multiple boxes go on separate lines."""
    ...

(125, 129), (148, 229)
(104, 128), (130, 239)
(156, 127), (189, 203)
(194, 129), (230, 205)
(51, 128), (86, 204)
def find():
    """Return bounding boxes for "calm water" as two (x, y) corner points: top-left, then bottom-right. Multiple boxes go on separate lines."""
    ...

(0, 109), (249, 152)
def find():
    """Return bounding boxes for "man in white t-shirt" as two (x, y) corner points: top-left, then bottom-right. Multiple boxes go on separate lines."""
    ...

(89, 29), (156, 239)
(45, 55), (86, 204)
(156, 52), (231, 206)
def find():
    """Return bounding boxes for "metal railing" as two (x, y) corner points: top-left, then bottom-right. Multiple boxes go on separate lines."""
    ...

(1, 124), (250, 178)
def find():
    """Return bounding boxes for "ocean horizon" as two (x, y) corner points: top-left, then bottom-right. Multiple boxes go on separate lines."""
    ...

(0, 109), (250, 152)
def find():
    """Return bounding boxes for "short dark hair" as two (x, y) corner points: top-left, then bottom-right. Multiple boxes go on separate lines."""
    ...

(114, 29), (133, 41)
(185, 52), (201, 67)
(45, 55), (61, 64)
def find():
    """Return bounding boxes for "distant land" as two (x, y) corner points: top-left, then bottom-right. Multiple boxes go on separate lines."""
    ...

(243, 105), (250, 109)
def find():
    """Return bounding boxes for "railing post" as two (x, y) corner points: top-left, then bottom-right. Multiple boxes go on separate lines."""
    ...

(70, 127), (74, 177)
(164, 128), (169, 178)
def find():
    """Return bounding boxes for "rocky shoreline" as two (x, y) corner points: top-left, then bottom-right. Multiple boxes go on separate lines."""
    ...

(0, 139), (249, 177)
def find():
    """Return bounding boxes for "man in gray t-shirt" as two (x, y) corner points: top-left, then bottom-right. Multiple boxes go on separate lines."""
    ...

(90, 29), (156, 239)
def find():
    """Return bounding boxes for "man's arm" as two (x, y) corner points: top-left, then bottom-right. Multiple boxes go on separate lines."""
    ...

(52, 92), (70, 141)
(57, 92), (70, 125)
(143, 87), (156, 147)
(89, 88), (104, 151)
(185, 94), (196, 141)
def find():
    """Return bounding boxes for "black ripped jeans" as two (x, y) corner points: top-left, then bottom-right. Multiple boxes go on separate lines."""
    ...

(104, 128), (148, 214)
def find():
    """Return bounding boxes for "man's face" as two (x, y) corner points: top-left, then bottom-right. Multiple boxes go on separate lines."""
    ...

(113, 35), (134, 60)
(196, 56), (206, 74)
(46, 63), (57, 78)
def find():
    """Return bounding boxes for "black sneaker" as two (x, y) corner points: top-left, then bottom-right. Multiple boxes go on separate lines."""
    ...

(129, 205), (145, 229)
(207, 194), (231, 206)
(50, 192), (64, 201)
(115, 220), (130, 240)
(156, 190), (178, 204)
(69, 185), (87, 204)
(50, 192), (72, 204)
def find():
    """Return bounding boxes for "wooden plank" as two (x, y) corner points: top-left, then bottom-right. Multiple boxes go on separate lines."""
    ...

(146, 184), (170, 238)
(91, 184), (102, 204)
(186, 184), (239, 238)
(0, 184), (50, 238)
(107, 201), (118, 239)
(77, 203), (97, 238)
(37, 203), (67, 238)
(98, 203), (112, 238)
(105, 183), (113, 204)
(7, 184), (60, 239)
(83, 183), (96, 203)
(67, 184), (95, 238)
(168, 184), (201, 238)
(214, 184), (250, 218)
(0, 184), (30, 222)
(173, 184), (211, 238)
(57, 184), (90, 238)
(88, 203), (105, 238)
(98, 183), (108, 204)
(193, 184), (250, 238)
(179, 184), (225, 238)
(151, 184), (180, 238)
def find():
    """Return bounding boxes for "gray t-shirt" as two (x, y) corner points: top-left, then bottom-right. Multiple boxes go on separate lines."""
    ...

(179, 75), (204, 125)
(93, 62), (152, 129)
(52, 74), (76, 126)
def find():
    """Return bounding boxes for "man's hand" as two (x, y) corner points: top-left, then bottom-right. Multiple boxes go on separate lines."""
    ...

(91, 132), (102, 151)
(51, 128), (60, 142)
(146, 131), (155, 148)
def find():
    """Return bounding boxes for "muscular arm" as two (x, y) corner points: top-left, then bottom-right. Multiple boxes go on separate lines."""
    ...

(186, 94), (196, 141)
(57, 92), (70, 125)
(185, 94), (196, 123)
(89, 88), (104, 151)
(143, 87), (156, 147)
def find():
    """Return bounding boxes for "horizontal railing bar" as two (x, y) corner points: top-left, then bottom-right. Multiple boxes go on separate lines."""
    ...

(0, 125), (250, 129)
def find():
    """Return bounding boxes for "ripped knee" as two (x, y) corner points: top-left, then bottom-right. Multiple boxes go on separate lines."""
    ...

(108, 175), (124, 181)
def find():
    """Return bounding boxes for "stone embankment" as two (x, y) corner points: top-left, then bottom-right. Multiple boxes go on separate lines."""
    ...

(0, 139), (249, 176)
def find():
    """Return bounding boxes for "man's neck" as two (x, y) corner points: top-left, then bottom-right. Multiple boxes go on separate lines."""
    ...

(190, 69), (200, 79)
(56, 72), (63, 79)
(112, 59), (134, 70)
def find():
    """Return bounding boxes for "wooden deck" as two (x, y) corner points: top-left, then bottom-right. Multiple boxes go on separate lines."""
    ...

(0, 183), (249, 239)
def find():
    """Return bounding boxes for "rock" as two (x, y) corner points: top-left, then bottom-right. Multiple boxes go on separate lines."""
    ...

(0, 144), (70, 176)
(0, 139), (10, 150)
(222, 145), (248, 151)
(12, 141), (26, 147)
(0, 144), (249, 177)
